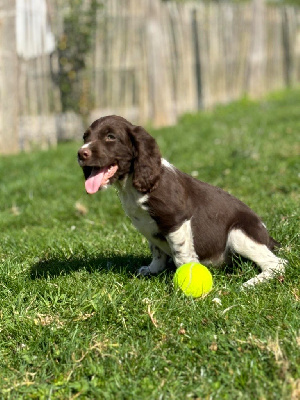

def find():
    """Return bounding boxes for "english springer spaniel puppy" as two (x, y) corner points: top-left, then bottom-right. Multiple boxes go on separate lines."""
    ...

(77, 115), (286, 288)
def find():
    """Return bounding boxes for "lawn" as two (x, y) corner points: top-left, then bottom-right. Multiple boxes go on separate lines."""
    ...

(0, 89), (299, 399)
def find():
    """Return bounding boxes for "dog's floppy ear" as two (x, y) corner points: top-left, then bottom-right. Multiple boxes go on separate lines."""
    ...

(129, 126), (161, 193)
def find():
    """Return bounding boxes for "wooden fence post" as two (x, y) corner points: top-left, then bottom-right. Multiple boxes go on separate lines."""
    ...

(146, 0), (176, 127)
(0, 0), (19, 154)
(247, 0), (266, 97)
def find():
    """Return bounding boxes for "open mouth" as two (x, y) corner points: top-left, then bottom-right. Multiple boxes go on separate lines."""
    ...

(83, 164), (118, 194)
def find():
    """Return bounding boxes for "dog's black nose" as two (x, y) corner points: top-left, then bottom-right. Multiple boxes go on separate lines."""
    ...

(78, 147), (91, 161)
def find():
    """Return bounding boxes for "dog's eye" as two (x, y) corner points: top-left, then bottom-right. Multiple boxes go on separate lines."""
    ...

(106, 133), (116, 141)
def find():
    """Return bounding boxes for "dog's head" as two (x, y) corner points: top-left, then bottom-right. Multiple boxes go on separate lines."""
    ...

(78, 115), (161, 194)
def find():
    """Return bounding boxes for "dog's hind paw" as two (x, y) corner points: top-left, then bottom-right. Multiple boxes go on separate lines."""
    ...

(241, 261), (287, 289)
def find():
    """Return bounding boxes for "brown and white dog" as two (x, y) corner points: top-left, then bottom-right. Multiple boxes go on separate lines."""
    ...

(77, 115), (286, 288)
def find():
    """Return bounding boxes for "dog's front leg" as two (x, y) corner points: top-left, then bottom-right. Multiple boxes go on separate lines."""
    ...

(166, 220), (199, 268)
(138, 242), (168, 276)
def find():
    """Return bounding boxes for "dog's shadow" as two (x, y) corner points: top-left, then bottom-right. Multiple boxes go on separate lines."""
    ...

(30, 253), (247, 281)
(30, 254), (153, 280)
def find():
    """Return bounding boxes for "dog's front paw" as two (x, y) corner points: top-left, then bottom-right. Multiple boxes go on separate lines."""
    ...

(137, 265), (152, 277)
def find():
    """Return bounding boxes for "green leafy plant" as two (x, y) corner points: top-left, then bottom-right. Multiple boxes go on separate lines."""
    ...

(55, 0), (100, 115)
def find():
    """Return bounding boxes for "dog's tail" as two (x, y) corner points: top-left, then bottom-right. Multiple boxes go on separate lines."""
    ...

(268, 236), (281, 251)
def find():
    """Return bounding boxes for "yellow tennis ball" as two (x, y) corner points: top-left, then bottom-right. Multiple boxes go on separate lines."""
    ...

(173, 262), (213, 298)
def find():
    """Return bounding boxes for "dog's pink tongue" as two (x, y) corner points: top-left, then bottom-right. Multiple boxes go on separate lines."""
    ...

(85, 167), (106, 194)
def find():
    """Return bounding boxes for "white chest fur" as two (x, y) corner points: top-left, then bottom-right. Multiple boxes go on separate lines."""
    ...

(116, 177), (171, 255)
(117, 178), (157, 238)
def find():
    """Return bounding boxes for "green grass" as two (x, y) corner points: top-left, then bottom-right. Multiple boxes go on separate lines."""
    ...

(0, 89), (299, 399)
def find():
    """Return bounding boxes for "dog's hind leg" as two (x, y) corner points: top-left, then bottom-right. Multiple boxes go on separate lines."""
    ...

(228, 229), (287, 288)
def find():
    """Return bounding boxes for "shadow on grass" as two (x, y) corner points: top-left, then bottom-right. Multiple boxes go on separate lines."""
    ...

(30, 253), (248, 282)
(30, 254), (152, 280)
